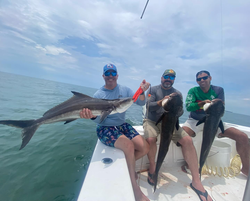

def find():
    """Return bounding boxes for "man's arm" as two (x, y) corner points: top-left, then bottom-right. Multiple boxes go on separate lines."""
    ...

(79, 90), (101, 122)
(138, 79), (150, 101)
(185, 88), (201, 112)
(216, 86), (225, 104)
(146, 87), (172, 112)
(186, 88), (212, 112)
(131, 80), (150, 105)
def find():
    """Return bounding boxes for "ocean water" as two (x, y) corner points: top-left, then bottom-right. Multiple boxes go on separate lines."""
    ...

(0, 71), (249, 201)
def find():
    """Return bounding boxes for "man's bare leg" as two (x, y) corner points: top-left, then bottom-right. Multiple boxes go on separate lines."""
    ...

(146, 137), (157, 184)
(132, 135), (149, 180)
(181, 126), (196, 171)
(132, 135), (149, 161)
(115, 135), (149, 201)
(219, 127), (250, 176)
(179, 135), (212, 201)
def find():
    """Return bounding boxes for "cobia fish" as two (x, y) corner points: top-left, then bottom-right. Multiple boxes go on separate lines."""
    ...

(0, 91), (134, 150)
(197, 98), (225, 176)
(153, 92), (183, 192)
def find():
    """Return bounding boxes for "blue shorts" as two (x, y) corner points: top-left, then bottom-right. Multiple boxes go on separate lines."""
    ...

(96, 123), (139, 147)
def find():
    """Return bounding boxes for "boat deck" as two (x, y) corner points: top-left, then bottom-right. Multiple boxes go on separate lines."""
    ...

(137, 164), (247, 201)
(78, 123), (250, 201)
(134, 124), (249, 201)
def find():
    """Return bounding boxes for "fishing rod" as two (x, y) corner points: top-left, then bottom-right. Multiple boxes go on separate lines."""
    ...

(140, 0), (150, 19)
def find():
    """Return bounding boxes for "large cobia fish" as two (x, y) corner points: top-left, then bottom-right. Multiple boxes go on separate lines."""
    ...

(0, 91), (133, 150)
(153, 92), (183, 192)
(197, 98), (225, 176)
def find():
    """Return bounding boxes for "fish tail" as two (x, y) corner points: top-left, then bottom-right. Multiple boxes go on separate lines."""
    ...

(0, 120), (39, 150)
(20, 124), (39, 150)
(0, 120), (35, 128)
(153, 184), (157, 193)
(153, 173), (158, 192)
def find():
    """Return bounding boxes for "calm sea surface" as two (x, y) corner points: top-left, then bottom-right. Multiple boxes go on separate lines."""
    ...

(0, 71), (249, 201)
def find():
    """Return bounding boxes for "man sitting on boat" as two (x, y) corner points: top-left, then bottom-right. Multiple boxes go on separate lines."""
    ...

(143, 69), (212, 201)
(182, 70), (250, 176)
(79, 63), (151, 201)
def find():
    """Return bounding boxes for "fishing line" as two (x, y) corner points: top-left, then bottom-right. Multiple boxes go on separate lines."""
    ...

(220, 0), (224, 86)
(145, 84), (152, 120)
(137, 84), (152, 185)
(200, 0), (242, 179)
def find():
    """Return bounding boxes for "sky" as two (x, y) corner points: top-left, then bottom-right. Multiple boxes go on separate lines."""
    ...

(0, 0), (249, 116)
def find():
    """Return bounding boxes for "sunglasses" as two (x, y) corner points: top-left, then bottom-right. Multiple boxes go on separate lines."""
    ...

(197, 76), (209, 82)
(104, 71), (117, 77)
(163, 75), (175, 80)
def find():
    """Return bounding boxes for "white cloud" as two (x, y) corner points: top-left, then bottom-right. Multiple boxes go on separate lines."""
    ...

(78, 20), (92, 30)
(35, 45), (70, 55)
(35, 44), (46, 52)
(0, 0), (250, 115)
(45, 46), (71, 55)
(96, 43), (111, 49)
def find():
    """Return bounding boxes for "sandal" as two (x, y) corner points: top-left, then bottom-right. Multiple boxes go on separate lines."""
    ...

(190, 183), (209, 201)
(147, 172), (155, 186)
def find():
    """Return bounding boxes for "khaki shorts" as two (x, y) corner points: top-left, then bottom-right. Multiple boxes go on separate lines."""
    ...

(143, 119), (188, 145)
(182, 118), (230, 137)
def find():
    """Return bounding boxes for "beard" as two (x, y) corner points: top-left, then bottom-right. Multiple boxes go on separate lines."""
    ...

(162, 80), (173, 88)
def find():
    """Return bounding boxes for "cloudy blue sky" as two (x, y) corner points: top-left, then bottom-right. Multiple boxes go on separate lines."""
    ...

(0, 0), (249, 115)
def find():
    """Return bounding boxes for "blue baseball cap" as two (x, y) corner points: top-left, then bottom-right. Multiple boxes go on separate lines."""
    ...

(103, 63), (117, 74)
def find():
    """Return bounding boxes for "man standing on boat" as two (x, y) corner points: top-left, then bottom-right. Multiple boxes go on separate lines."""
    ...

(182, 70), (250, 176)
(79, 63), (150, 201)
(143, 69), (212, 201)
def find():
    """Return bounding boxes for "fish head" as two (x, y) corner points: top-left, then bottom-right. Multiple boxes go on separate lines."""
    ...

(115, 98), (134, 113)
(162, 93), (183, 117)
(204, 99), (225, 117)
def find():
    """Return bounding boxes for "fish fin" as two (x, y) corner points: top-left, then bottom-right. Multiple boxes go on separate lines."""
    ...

(20, 124), (40, 150)
(0, 120), (35, 128)
(99, 109), (113, 123)
(196, 116), (206, 126)
(177, 108), (184, 117)
(71, 91), (93, 99)
(64, 119), (77, 124)
(155, 113), (165, 125)
(43, 91), (93, 117)
(219, 120), (224, 133)
(175, 118), (180, 130)
(153, 173), (157, 192)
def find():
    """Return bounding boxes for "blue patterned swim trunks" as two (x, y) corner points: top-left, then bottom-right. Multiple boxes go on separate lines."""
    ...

(96, 123), (139, 147)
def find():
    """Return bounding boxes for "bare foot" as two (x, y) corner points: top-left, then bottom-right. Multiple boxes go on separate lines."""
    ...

(134, 188), (150, 201)
(181, 163), (189, 173)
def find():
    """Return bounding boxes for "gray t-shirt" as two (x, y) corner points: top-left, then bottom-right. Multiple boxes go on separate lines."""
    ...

(145, 84), (182, 122)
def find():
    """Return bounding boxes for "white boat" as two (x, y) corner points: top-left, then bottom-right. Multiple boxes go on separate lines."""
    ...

(77, 123), (250, 201)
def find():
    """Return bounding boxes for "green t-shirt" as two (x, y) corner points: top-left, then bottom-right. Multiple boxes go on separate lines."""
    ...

(185, 85), (224, 120)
